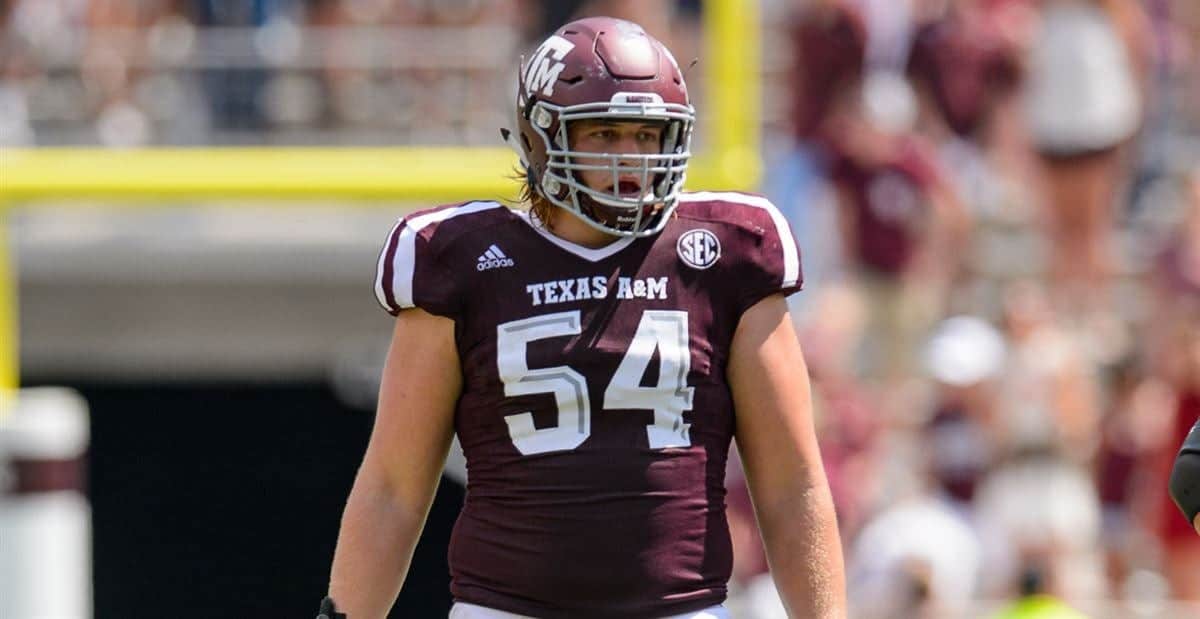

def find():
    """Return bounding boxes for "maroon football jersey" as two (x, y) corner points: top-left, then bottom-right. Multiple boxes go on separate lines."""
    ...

(374, 192), (803, 618)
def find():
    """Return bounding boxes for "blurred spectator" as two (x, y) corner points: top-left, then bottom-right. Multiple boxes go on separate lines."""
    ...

(854, 0), (916, 75)
(906, 0), (1023, 144)
(826, 118), (971, 382)
(1152, 322), (1200, 600)
(83, 0), (188, 146)
(567, 0), (670, 42)
(527, 0), (589, 39)
(545, 0), (701, 64)
(790, 2), (976, 386)
(835, 315), (1014, 618)
(193, 0), (304, 132)
(1150, 170), (1200, 334)
(764, 1), (869, 303)
(921, 315), (1007, 506)
(0, 0), (35, 145)
(1093, 355), (1176, 598)
(989, 564), (1089, 618)
(994, 280), (1103, 459)
(848, 495), (983, 618)
(974, 450), (1106, 600)
(1025, 0), (1151, 310)
(790, 1), (868, 146)
(905, 0), (1030, 223)
(314, 0), (522, 144)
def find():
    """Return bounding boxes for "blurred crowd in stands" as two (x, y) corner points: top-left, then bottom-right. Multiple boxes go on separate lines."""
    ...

(0, 0), (701, 146)
(744, 0), (1199, 617)
(3, 0), (1200, 616)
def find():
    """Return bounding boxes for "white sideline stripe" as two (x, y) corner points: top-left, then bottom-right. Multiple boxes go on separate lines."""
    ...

(385, 201), (502, 310)
(679, 191), (800, 288)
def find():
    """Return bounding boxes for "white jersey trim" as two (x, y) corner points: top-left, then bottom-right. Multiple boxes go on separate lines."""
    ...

(375, 200), (504, 312)
(678, 191), (801, 288)
(515, 209), (636, 262)
(374, 218), (406, 311)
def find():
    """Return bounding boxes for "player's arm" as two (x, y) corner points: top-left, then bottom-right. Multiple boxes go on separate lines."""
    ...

(1169, 417), (1200, 536)
(729, 294), (846, 618)
(327, 308), (461, 618)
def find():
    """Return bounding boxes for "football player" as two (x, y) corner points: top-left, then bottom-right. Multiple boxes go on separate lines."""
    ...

(1170, 418), (1200, 535)
(323, 17), (845, 618)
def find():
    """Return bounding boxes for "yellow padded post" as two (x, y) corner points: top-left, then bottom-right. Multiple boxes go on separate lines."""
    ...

(0, 211), (15, 416)
(704, 0), (761, 188)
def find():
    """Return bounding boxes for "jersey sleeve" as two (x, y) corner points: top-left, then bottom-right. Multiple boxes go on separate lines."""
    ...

(732, 196), (805, 315)
(373, 211), (462, 319)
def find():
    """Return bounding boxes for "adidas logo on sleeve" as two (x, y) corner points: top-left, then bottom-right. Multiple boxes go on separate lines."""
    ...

(477, 244), (515, 271)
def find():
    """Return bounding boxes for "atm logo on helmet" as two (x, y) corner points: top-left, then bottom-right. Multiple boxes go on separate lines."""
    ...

(524, 35), (576, 97)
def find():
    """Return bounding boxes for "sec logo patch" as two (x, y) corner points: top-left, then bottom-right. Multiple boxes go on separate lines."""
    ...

(677, 229), (721, 270)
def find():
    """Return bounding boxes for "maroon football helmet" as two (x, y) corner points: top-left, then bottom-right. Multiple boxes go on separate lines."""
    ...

(502, 17), (695, 237)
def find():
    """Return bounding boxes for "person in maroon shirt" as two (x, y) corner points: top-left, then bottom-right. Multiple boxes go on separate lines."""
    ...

(905, 0), (1023, 142)
(1148, 171), (1200, 598)
(825, 121), (970, 382)
(1151, 328), (1200, 600)
(790, 1), (867, 145)
(322, 17), (845, 619)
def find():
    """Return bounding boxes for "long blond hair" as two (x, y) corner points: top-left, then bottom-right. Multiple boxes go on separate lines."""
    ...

(511, 166), (556, 229)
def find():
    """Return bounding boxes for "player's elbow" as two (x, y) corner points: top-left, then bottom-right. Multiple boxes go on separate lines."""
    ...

(1169, 450), (1200, 531)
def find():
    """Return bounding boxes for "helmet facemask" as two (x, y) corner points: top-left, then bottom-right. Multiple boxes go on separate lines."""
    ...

(529, 96), (694, 237)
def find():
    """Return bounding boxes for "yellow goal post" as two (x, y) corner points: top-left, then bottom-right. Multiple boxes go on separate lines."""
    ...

(0, 0), (761, 406)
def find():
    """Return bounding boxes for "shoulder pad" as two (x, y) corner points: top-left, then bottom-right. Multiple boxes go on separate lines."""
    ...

(374, 201), (508, 316)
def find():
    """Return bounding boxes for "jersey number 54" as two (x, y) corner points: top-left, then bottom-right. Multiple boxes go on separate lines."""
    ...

(497, 310), (695, 455)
